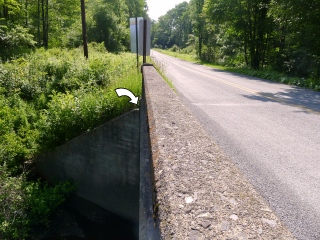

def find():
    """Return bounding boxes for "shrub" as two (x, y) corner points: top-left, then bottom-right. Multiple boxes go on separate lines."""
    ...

(169, 44), (180, 52)
(0, 46), (142, 238)
(0, 165), (75, 239)
(0, 25), (36, 60)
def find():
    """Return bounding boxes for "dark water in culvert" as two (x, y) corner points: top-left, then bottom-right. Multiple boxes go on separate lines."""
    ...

(31, 195), (138, 240)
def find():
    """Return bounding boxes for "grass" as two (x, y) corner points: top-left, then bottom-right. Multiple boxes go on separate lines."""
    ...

(154, 48), (320, 91)
(154, 48), (200, 64)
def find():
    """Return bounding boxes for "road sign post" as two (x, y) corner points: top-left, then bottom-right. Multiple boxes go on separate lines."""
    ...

(143, 19), (147, 64)
(135, 17), (139, 69)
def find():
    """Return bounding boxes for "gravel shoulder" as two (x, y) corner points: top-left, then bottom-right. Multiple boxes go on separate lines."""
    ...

(143, 65), (295, 239)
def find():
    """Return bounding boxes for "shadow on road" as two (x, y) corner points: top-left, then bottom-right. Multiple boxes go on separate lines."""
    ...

(242, 86), (320, 114)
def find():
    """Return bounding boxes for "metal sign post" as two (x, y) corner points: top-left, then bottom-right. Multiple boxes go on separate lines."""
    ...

(135, 17), (139, 69)
(143, 19), (147, 64)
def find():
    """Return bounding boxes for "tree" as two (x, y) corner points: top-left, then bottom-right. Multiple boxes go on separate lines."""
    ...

(80, 0), (88, 58)
(149, 0), (319, 81)
(125, 0), (148, 19)
(86, 0), (129, 52)
(269, 0), (320, 78)
(0, 0), (36, 59)
(189, 0), (205, 57)
(204, 0), (273, 69)
(151, 2), (191, 49)
(41, 0), (48, 48)
(0, 0), (164, 55)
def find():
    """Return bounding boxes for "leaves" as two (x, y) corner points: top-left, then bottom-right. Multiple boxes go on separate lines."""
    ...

(0, 0), (147, 57)
(0, 166), (75, 239)
(152, 0), (320, 82)
(152, 2), (192, 49)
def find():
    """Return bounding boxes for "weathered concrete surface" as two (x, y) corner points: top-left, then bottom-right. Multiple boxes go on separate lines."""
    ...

(139, 66), (161, 240)
(142, 65), (295, 239)
(37, 109), (140, 223)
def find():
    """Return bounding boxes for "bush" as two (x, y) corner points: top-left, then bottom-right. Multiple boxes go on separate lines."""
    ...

(0, 165), (75, 239)
(169, 44), (180, 52)
(0, 24), (36, 60)
(180, 44), (196, 55)
(0, 46), (142, 238)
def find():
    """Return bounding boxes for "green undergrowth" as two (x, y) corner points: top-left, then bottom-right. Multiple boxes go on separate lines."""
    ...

(0, 43), (142, 239)
(154, 48), (199, 63)
(154, 49), (320, 91)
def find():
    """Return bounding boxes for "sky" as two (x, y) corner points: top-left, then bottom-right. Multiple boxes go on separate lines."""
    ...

(147, 0), (190, 21)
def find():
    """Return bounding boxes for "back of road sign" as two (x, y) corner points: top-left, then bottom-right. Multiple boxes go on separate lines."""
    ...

(130, 18), (151, 56)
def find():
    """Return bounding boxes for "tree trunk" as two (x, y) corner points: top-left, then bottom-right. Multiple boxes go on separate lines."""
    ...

(25, 0), (28, 26)
(42, 0), (48, 48)
(199, 34), (202, 58)
(37, 0), (41, 45)
(244, 37), (249, 66)
(3, 5), (9, 20)
(42, 0), (46, 47)
(45, 0), (49, 48)
(80, 0), (88, 58)
(280, 26), (286, 52)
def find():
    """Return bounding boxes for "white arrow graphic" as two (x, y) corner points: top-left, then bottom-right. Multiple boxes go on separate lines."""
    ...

(115, 88), (139, 105)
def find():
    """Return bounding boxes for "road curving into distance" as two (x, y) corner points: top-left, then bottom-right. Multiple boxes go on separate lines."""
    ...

(151, 50), (320, 240)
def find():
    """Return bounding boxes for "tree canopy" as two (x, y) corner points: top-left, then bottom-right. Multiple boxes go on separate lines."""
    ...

(151, 0), (320, 81)
(0, 0), (148, 59)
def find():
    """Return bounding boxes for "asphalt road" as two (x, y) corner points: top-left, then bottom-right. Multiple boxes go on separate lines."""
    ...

(151, 50), (320, 240)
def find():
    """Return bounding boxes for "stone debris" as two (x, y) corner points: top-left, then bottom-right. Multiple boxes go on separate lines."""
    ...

(196, 212), (212, 219)
(261, 208), (273, 212)
(189, 230), (203, 240)
(200, 220), (211, 229)
(230, 214), (239, 221)
(185, 196), (194, 204)
(185, 208), (192, 214)
(262, 218), (278, 228)
(220, 221), (230, 231)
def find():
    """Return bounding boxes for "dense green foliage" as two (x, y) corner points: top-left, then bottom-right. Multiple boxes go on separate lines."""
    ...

(151, 0), (320, 85)
(0, 166), (75, 239)
(86, 0), (148, 52)
(0, 43), (142, 238)
(0, 0), (147, 238)
(0, 0), (148, 59)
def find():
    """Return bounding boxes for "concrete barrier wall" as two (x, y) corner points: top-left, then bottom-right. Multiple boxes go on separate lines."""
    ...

(36, 109), (140, 223)
(139, 66), (160, 240)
